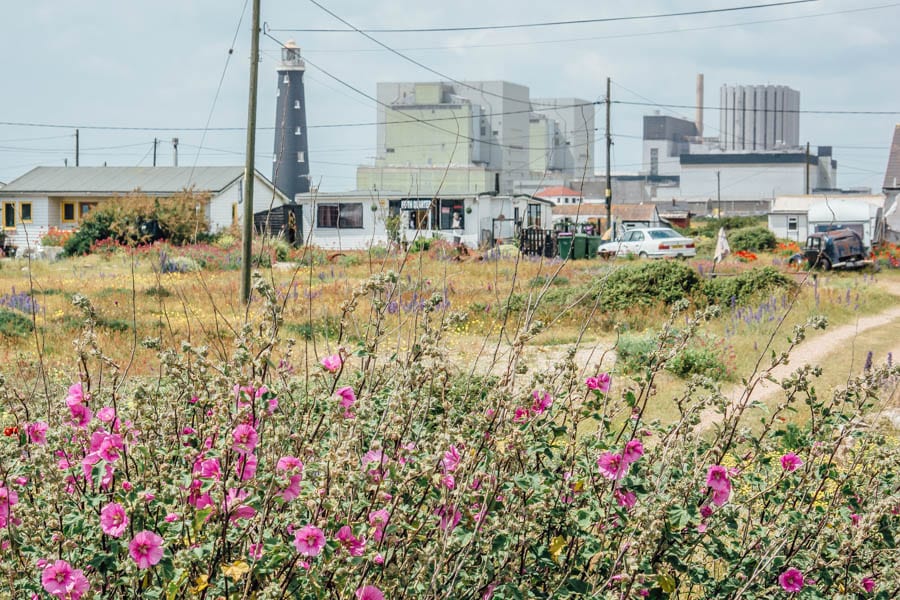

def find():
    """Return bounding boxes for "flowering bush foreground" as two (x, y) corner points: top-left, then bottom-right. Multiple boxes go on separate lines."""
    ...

(0, 273), (897, 599)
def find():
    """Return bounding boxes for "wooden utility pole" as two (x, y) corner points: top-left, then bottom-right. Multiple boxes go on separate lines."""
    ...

(153, 138), (158, 166)
(717, 170), (721, 218)
(605, 77), (612, 237)
(75, 129), (79, 166)
(241, 0), (261, 305)
(805, 141), (810, 194)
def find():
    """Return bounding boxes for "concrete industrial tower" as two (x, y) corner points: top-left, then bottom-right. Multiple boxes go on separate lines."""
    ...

(272, 40), (310, 199)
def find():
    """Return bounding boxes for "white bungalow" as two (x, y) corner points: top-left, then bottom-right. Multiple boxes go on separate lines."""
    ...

(292, 191), (553, 250)
(0, 166), (289, 251)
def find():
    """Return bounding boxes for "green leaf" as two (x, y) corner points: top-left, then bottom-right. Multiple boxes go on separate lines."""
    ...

(658, 573), (676, 594)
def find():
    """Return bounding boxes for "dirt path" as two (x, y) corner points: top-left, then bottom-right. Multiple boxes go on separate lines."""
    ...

(699, 279), (900, 430)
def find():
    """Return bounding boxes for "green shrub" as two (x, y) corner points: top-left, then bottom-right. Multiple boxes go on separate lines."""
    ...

(63, 209), (116, 256)
(0, 308), (34, 337)
(694, 216), (764, 238)
(667, 344), (729, 380)
(728, 226), (777, 252)
(270, 238), (291, 262)
(598, 261), (701, 310)
(616, 332), (657, 373)
(702, 266), (794, 306)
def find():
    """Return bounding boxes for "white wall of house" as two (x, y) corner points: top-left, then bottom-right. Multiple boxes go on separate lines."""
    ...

(768, 212), (808, 242)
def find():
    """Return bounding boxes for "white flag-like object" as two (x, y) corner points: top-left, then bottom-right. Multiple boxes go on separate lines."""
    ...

(714, 227), (731, 264)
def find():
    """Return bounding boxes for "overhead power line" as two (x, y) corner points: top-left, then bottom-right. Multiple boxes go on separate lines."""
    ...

(297, 1), (573, 108)
(274, 0), (818, 33)
(293, 3), (900, 54)
(613, 100), (900, 116)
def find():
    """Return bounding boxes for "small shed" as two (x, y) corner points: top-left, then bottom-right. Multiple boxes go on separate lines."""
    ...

(808, 198), (884, 248)
(769, 194), (886, 244)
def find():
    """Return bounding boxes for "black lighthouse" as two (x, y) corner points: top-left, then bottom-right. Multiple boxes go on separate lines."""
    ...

(273, 40), (310, 199)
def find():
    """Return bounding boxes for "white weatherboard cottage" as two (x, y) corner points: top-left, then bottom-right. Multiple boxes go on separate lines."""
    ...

(293, 191), (552, 250)
(768, 195), (886, 247)
(0, 167), (289, 252)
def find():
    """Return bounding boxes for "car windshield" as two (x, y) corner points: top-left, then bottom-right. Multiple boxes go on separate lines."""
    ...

(647, 229), (681, 239)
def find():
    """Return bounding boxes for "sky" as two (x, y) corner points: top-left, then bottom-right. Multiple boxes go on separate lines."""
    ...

(1, 0), (898, 193)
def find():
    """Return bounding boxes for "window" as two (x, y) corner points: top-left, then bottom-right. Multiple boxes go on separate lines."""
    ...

(438, 199), (464, 230)
(3, 203), (15, 229)
(62, 202), (76, 223)
(526, 204), (542, 228)
(385, 147), (395, 153)
(316, 203), (363, 229)
(79, 202), (97, 220)
(650, 148), (659, 176)
(19, 202), (32, 223)
(787, 216), (799, 231)
(297, 151), (305, 163)
(294, 126), (302, 135)
(294, 100), (301, 109)
(283, 74), (289, 84)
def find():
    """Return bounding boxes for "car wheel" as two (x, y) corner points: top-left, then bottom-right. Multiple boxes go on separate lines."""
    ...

(639, 251), (648, 259)
(820, 257), (832, 271)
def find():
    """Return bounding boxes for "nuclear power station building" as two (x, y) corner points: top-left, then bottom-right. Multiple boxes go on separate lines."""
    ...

(719, 84), (800, 151)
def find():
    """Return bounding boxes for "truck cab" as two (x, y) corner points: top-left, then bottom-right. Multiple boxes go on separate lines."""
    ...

(803, 228), (867, 270)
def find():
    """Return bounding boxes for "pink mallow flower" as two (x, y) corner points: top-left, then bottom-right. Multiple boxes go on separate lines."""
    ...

(277, 455), (304, 502)
(129, 530), (164, 569)
(100, 502), (129, 538)
(321, 353), (342, 373)
(356, 585), (385, 600)
(236, 453), (258, 481)
(597, 452), (628, 481)
(622, 439), (644, 465)
(585, 373), (611, 393)
(26, 421), (48, 445)
(614, 489), (637, 508)
(96, 406), (116, 423)
(336, 386), (356, 408)
(293, 525), (326, 557)
(335, 525), (366, 556)
(861, 577), (875, 593)
(706, 465), (731, 493)
(41, 560), (90, 599)
(232, 423), (258, 455)
(65, 383), (86, 407)
(442, 445), (461, 472)
(530, 390), (553, 415)
(69, 403), (92, 428)
(781, 452), (803, 472)
(778, 567), (804, 593)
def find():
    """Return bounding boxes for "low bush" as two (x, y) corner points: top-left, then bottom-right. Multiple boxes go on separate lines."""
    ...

(728, 226), (777, 252)
(702, 266), (795, 306)
(598, 260), (702, 310)
(0, 307), (34, 337)
(694, 216), (764, 238)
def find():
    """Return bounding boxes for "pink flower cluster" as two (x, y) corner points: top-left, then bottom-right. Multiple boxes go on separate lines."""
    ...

(513, 391), (554, 423)
(336, 525), (366, 556)
(129, 530), (164, 569)
(781, 452), (803, 472)
(596, 439), (644, 481)
(778, 567), (804, 593)
(336, 386), (356, 418)
(705, 465), (733, 506)
(0, 486), (19, 529)
(585, 373), (611, 393)
(321, 353), (343, 373)
(41, 560), (90, 600)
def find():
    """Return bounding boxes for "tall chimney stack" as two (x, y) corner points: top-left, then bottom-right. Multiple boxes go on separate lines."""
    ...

(696, 74), (704, 138)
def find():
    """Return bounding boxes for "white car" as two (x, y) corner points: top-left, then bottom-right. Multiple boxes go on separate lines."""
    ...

(598, 227), (696, 259)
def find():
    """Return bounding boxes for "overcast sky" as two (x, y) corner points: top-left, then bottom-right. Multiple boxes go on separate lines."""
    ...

(1, 0), (897, 193)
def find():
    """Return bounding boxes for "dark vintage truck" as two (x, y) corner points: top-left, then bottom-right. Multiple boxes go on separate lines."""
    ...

(802, 228), (871, 270)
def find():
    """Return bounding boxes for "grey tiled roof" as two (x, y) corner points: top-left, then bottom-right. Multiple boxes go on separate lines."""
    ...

(0, 166), (252, 195)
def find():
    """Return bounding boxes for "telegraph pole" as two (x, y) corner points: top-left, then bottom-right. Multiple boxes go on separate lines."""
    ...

(805, 141), (810, 194)
(241, 0), (261, 305)
(153, 138), (158, 167)
(605, 77), (612, 237)
(75, 129), (80, 166)
(172, 138), (179, 166)
(716, 170), (721, 218)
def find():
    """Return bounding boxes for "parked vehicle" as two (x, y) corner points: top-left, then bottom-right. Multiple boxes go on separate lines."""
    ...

(803, 227), (870, 270)
(597, 227), (696, 259)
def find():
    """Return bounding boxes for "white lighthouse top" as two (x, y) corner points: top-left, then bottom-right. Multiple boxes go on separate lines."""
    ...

(280, 40), (305, 70)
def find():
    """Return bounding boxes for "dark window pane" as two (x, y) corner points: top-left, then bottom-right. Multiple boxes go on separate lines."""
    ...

(316, 204), (339, 228)
(338, 203), (363, 229)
